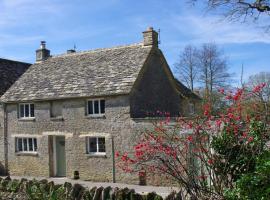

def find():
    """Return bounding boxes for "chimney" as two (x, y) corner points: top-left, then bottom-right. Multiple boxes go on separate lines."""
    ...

(36, 41), (50, 62)
(67, 49), (76, 54)
(142, 27), (158, 47)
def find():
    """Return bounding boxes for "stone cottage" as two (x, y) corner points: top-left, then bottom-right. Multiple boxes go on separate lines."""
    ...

(0, 58), (31, 174)
(0, 27), (200, 185)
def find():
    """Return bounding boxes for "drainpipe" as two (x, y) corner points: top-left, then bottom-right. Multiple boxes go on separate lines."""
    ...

(111, 136), (116, 183)
(3, 103), (8, 175)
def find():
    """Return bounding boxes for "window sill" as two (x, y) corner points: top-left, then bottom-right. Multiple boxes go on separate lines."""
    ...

(85, 114), (106, 119)
(15, 152), (38, 156)
(18, 118), (36, 122)
(50, 116), (64, 121)
(86, 153), (107, 158)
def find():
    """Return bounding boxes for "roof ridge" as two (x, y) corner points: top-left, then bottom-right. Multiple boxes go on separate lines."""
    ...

(0, 58), (32, 65)
(50, 42), (145, 59)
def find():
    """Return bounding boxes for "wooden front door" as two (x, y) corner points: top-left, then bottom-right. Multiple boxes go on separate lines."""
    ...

(55, 136), (66, 177)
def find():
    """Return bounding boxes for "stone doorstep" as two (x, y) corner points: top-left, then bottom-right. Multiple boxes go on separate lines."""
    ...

(2, 176), (179, 198)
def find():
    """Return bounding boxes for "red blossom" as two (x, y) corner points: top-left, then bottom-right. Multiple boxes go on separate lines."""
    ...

(121, 153), (128, 161)
(216, 119), (222, 128)
(252, 83), (266, 93)
(208, 159), (213, 165)
(187, 135), (193, 142)
(242, 132), (248, 138)
(138, 171), (146, 177)
(115, 151), (120, 158)
(218, 88), (225, 94)
(248, 136), (254, 143)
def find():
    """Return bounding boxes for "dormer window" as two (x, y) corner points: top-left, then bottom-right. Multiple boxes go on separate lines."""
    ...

(87, 99), (105, 117)
(19, 103), (35, 118)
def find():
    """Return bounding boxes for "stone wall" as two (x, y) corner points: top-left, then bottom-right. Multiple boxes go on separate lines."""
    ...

(130, 49), (182, 118)
(5, 95), (149, 184)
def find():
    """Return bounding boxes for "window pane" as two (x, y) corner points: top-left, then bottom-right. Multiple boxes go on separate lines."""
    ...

(33, 138), (37, 151)
(100, 100), (105, 114)
(88, 101), (93, 115)
(17, 138), (23, 152)
(28, 138), (33, 151)
(25, 104), (29, 117)
(89, 138), (97, 152)
(98, 137), (106, 152)
(23, 138), (28, 151)
(94, 100), (99, 114)
(30, 104), (34, 117)
(20, 105), (24, 118)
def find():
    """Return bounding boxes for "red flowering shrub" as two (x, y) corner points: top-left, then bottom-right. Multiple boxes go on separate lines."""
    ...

(117, 84), (269, 199)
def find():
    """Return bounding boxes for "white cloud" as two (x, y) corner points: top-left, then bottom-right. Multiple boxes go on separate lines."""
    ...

(168, 13), (270, 45)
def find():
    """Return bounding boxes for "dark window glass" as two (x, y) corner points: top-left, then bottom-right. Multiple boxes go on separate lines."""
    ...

(23, 138), (28, 151)
(20, 105), (24, 118)
(98, 137), (106, 152)
(88, 101), (93, 115)
(33, 138), (37, 151)
(30, 104), (35, 117)
(100, 100), (105, 114)
(25, 104), (29, 117)
(28, 138), (33, 151)
(89, 138), (97, 152)
(94, 100), (99, 114)
(17, 138), (23, 152)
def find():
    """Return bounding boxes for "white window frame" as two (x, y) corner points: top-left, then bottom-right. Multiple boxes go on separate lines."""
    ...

(86, 137), (106, 155)
(87, 99), (105, 117)
(19, 103), (35, 119)
(15, 137), (37, 153)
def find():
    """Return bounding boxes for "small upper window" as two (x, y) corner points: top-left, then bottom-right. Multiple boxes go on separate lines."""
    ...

(19, 103), (35, 118)
(87, 99), (105, 116)
(50, 101), (62, 118)
(86, 137), (106, 155)
(16, 137), (37, 153)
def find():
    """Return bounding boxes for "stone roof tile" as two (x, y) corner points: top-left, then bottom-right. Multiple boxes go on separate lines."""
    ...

(1, 43), (152, 102)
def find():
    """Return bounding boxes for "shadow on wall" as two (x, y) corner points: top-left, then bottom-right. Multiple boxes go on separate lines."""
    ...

(0, 162), (6, 175)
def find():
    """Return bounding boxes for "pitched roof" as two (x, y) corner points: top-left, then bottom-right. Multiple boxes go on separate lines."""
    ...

(1, 44), (152, 102)
(0, 58), (31, 97)
(174, 79), (201, 100)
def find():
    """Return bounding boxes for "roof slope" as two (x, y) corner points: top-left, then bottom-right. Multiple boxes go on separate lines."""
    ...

(174, 79), (201, 100)
(0, 58), (31, 96)
(1, 44), (152, 102)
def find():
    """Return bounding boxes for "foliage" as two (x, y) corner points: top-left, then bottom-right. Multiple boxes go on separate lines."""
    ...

(117, 84), (269, 199)
(224, 151), (270, 200)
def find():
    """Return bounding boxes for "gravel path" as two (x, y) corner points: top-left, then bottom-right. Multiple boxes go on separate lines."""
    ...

(6, 176), (179, 198)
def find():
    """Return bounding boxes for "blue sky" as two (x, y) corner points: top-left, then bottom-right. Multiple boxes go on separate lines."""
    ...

(0, 0), (269, 86)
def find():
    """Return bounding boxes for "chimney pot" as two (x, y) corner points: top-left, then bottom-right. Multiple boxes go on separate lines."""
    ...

(40, 41), (46, 49)
(36, 41), (50, 62)
(143, 27), (158, 47)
